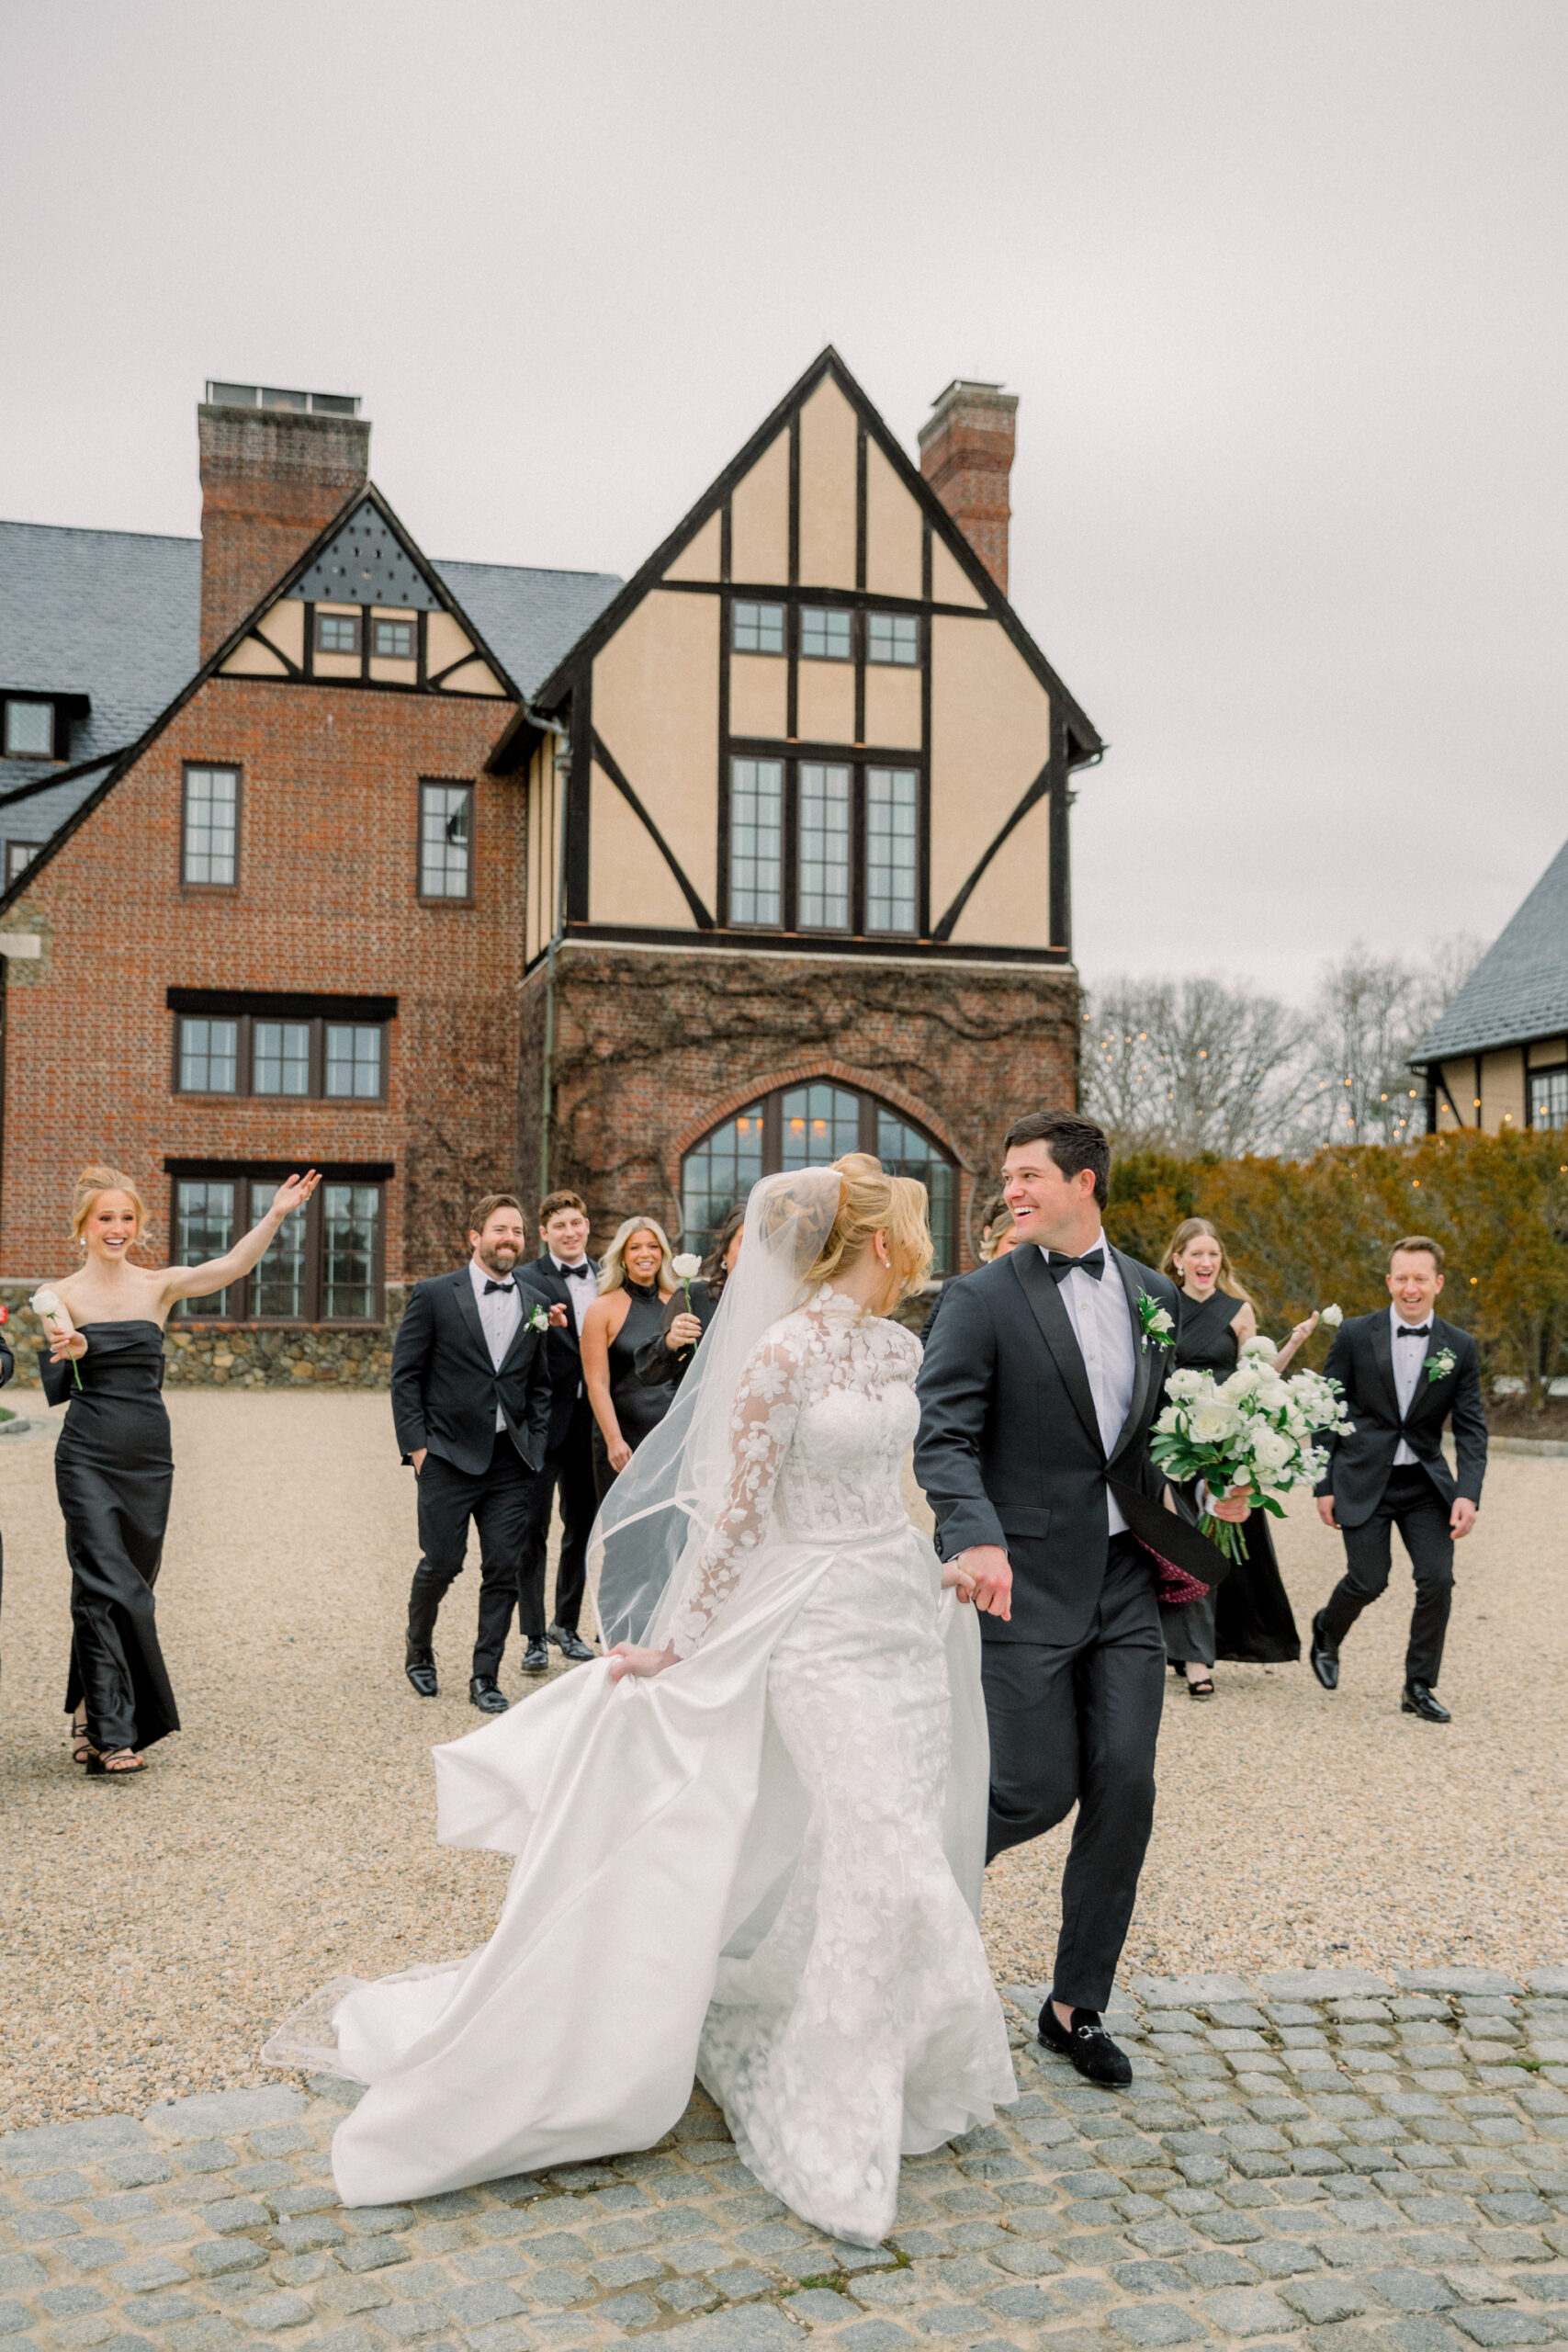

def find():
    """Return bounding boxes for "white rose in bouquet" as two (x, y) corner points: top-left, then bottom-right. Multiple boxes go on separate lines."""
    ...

(1189, 1401), (1235, 1446)
(1239, 1334), (1278, 1363)
(1166, 1367), (1206, 1400)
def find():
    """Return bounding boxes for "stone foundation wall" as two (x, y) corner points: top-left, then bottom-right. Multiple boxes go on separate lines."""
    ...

(0, 1282), (409, 1389)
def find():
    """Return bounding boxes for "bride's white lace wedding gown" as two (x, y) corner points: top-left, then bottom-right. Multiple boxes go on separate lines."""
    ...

(279, 1286), (1013, 2246)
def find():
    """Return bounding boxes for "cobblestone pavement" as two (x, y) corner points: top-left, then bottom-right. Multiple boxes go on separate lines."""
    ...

(3, 1966), (1566, 2352)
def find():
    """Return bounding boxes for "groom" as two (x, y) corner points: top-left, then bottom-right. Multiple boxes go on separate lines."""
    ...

(915, 1111), (1240, 2086)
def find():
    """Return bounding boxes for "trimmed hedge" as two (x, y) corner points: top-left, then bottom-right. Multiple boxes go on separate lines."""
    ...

(1103, 1129), (1568, 1398)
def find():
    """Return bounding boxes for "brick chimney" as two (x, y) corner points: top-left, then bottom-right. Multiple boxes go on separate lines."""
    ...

(197, 395), (371, 659)
(918, 379), (1018, 596)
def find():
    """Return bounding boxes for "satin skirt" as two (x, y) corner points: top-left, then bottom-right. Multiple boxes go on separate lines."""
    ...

(58, 1395), (178, 1753)
(274, 1519), (1013, 2243)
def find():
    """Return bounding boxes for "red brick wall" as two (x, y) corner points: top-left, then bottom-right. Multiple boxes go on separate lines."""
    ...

(0, 675), (523, 1286)
(518, 944), (1079, 1267)
(198, 405), (371, 659)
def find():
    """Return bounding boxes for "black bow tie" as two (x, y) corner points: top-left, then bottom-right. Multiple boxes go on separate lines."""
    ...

(556, 1261), (592, 1280)
(483, 1279), (515, 1296)
(1046, 1249), (1104, 1283)
(1396, 1323), (1431, 1338)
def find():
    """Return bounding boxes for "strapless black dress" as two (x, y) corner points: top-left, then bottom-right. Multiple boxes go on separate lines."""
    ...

(44, 1321), (179, 1752)
(592, 1281), (677, 1501)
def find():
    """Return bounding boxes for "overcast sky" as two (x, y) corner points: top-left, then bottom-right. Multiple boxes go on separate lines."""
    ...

(4, 2), (1563, 1001)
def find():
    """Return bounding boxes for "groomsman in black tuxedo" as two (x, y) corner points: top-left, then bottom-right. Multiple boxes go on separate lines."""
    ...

(1311, 1236), (1486, 1723)
(916, 1112), (1241, 2086)
(391, 1194), (560, 1710)
(515, 1189), (601, 1664)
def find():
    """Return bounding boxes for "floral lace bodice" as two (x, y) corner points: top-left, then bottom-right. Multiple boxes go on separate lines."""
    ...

(667, 1289), (921, 1659)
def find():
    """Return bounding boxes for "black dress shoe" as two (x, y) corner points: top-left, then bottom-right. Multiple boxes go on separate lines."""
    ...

(1310, 1610), (1339, 1691)
(548, 1623), (596, 1663)
(469, 1675), (509, 1714)
(1038, 1997), (1134, 2087)
(522, 1637), (549, 1674)
(405, 1647), (438, 1699)
(1402, 1680), (1450, 1723)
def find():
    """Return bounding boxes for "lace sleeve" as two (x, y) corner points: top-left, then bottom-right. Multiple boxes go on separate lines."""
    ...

(666, 1329), (805, 1659)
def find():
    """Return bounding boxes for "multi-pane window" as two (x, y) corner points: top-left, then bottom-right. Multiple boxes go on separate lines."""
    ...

(3, 699), (55, 757)
(315, 611), (362, 656)
(174, 1005), (389, 1100)
(372, 616), (415, 659)
(182, 765), (239, 886)
(179, 1017), (239, 1093)
(326, 1024), (383, 1098)
(865, 767), (919, 934)
(419, 781), (473, 899)
(680, 1084), (958, 1273)
(728, 759), (784, 925)
(253, 1021), (310, 1096)
(797, 763), (852, 929)
(6, 841), (39, 884)
(799, 607), (852, 662)
(1530, 1069), (1568, 1129)
(866, 611), (919, 665)
(732, 601), (785, 656)
(171, 1171), (383, 1321)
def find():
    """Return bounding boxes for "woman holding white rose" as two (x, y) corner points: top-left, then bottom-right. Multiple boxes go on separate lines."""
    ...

(1156, 1217), (1316, 1695)
(40, 1161), (319, 1774)
(581, 1216), (680, 1500)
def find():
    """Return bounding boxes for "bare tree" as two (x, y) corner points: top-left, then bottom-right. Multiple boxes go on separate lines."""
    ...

(1081, 976), (1309, 1155)
(1296, 933), (1489, 1148)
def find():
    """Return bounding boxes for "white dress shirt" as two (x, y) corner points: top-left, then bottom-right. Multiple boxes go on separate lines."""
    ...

(1390, 1302), (1431, 1466)
(552, 1257), (595, 1340)
(469, 1258), (523, 1430)
(1049, 1227), (1137, 1537)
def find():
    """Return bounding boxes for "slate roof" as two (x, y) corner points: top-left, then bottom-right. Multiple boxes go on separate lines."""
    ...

(0, 515), (620, 837)
(1410, 833), (1568, 1063)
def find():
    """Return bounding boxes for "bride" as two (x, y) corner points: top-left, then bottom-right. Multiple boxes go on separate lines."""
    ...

(269, 1154), (1015, 2247)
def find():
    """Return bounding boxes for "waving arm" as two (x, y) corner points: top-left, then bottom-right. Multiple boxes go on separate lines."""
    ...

(159, 1171), (321, 1307)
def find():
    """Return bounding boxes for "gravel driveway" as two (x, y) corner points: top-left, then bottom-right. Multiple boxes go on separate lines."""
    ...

(1, 1394), (1562, 2133)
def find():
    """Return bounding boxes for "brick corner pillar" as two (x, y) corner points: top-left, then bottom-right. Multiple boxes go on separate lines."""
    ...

(917, 379), (1018, 596)
(197, 402), (372, 659)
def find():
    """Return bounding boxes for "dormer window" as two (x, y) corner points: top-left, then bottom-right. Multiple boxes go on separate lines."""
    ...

(3, 698), (58, 759)
(315, 612), (362, 657)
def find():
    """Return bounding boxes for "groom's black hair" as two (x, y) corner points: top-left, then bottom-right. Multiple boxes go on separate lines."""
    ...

(1003, 1111), (1111, 1210)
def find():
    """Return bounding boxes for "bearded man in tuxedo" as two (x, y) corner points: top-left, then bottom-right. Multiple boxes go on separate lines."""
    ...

(915, 1111), (1243, 2086)
(515, 1190), (601, 1665)
(392, 1194), (562, 1711)
(1311, 1235), (1487, 1723)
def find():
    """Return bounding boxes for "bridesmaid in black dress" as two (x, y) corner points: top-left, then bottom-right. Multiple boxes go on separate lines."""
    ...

(581, 1216), (679, 1502)
(1156, 1217), (1317, 1699)
(41, 1162), (319, 1774)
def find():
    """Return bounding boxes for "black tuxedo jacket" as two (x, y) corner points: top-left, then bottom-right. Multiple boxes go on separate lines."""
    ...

(914, 1242), (1220, 1646)
(1313, 1310), (1486, 1526)
(516, 1253), (600, 1452)
(389, 1269), (553, 1476)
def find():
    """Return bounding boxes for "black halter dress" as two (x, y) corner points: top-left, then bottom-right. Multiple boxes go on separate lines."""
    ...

(591, 1280), (677, 1501)
(44, 1320), (181, 1752)
(1157, 1290), (1301, 1668)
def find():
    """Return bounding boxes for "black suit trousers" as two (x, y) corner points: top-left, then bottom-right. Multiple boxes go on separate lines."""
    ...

(518, 1395), (597, 1634)
(1322, 1464), (1454, 1686)
(982, 1532), (1166, 2012)
(409, 1440), (539, 1677)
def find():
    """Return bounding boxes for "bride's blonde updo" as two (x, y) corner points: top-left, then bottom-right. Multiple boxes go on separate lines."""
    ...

(800, 1152), (933, 1297)
(72, 1164), (148, 1239)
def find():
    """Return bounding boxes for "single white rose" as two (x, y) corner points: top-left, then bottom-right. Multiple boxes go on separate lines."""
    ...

(671, 1254), (702, 1280)
(1239, 1334), (1278, 1362)
(1320, 1303), (1343, 1329)
(1189, 1402), (1235, 1446)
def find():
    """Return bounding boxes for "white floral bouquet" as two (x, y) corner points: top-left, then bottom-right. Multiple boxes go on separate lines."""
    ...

(1148, 1335), (1354, 1564)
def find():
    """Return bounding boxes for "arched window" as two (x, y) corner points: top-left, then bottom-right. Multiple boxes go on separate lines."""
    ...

(681, 1082), (955, 1273)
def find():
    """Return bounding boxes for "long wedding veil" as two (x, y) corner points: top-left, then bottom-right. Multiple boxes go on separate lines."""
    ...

(590, 1166), (843, 1652)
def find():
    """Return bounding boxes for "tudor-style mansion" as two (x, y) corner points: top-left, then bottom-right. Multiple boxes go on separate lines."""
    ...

(0, 355), (1100, 1376)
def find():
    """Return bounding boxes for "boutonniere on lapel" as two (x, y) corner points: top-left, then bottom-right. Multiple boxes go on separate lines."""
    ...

(527, 1304), (551, 1334)
(1425, 1346), (1457, 1384)
(1136, 1290), (1176, 1351)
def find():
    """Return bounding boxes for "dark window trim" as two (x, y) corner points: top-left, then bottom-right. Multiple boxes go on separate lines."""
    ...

(370, 615), (418, 661)
(180, 761), (243, 892)
(164, 1163), (389, 1325)
(721, 748), (925, 941)
(416, 776), (477, 905)
(1, 694), (82, 763)
(314, 608), (364, 659)
(167, 988), (398, 1021)
(730, 598), (788, 658)
(171, 1009), (390, 1102)
(5, 840), (41, 884)
(864, 608), (923, 665)
(797, 605), (857, 663)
